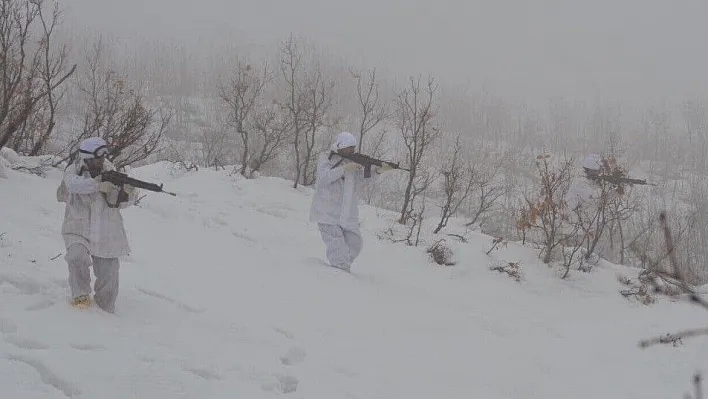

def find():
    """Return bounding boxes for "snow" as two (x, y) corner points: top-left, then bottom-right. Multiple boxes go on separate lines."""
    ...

(1, 160), (708, 398)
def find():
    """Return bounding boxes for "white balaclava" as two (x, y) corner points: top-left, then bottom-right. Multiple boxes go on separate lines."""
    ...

(334, 132), (357, 150)
(78, 137), (108, 160)
(582, 154), (602, 171)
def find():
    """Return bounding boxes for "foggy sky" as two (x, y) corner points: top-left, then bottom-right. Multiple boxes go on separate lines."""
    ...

(62, 0), (708, 105)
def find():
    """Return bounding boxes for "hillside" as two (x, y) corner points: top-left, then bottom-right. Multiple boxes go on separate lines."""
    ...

(1, 159), (707, 398)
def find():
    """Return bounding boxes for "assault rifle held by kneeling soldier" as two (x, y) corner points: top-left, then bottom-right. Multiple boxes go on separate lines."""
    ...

(328, 151), (410, 178)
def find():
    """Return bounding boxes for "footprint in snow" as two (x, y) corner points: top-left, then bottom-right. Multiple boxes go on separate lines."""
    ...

(279, 347), (306, 366)
(4, 336), (49, 350)
(183, 366), (222, 381)
(261, 374), (299, 394)
(70, 343), (107, 351)
(136, 287), (205, 313)
(4, 354), (82, 397)
(25, 299), (55, 312)
(256, 207), (287, 219)
(0, 275), (44, 295)
(50, 278), (68, 289)
(0, 318), (18, 335)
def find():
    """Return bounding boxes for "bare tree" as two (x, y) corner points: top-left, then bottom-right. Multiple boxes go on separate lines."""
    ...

(395, 75), (439, 224)
(433, 134), (474, 234)
(278, 35), (337, 187)
(278, 35), (306, 188)
(680, 99), (708, 172)
(361, 127), (389, 205)
(197, 127), (231, 168)
(518, 154), (576, 264)
(218, 60), (271, 176)
(54, 38), (169, 169)
(28, 1), (72, 155)
(572, 181), (614, 263)
(464, 152), (506, 228)
(247, 103), (291, 176)
(0, 0), (76, 151)
(350, 67), (387, 152)
(300, 59), (335, 185)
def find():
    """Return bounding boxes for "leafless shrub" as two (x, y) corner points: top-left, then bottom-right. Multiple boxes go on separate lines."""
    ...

(197, 127), (231, 168)
(159, 141), (198, 171)
(464, 151), (507, 229)
(433, 134), (474, 234)
(427, 239), (456, 266)
(618, 274), (657, 305)
(382, 197), (428, 247)
(491, 261), (522, 282)
(402, 198), (427, 247)
(517, 154), (576, 264)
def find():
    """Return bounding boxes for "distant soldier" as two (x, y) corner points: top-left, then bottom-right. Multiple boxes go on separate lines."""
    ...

(569, 154), (652, 210)
(582, 154), (650, 188)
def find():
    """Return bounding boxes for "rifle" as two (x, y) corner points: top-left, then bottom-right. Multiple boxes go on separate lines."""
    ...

(329, 151), (410, 178)
(590, 174), (657, 187)
(101, 170), (177, 207)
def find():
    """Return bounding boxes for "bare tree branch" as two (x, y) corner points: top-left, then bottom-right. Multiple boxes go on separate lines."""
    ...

(395, 75), (439, 224)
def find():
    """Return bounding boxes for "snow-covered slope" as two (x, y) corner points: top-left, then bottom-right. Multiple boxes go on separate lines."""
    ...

(1, 160), (707, 398)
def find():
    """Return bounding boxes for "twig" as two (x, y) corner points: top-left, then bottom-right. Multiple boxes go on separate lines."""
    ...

(490, 261), (522, 282)
(639, 211), (708, 348)
(49, 253), (61, 261)
(446, 233), (468, 243)
(639, 328), (708, 348)
(659, 211), (694, 294)
(688, 293), (708, 313)
(11, 164), (49, 177)
(485, 236), (506, 255)
(694, 373), (703, 399)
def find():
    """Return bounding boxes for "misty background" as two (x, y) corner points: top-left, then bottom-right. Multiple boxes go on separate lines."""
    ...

(62, 0), (708, 105)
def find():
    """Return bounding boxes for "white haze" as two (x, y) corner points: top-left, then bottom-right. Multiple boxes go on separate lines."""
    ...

(62, 0), (708, 106)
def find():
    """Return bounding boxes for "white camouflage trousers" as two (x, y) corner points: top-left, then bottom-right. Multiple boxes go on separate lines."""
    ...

(317, 223), (363, 272)
(65, 243), (120, 312)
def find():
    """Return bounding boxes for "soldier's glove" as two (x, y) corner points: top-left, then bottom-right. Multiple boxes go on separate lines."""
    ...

(117, 185), (135, 203)
(344, 163), (362, 172)
(98, 181), (115, 193)
(123, 184), (135, 195)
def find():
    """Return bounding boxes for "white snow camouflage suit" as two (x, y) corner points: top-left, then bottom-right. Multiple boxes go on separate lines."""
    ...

(309, 150), (378, 272)
(58, 156), (139, 312)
